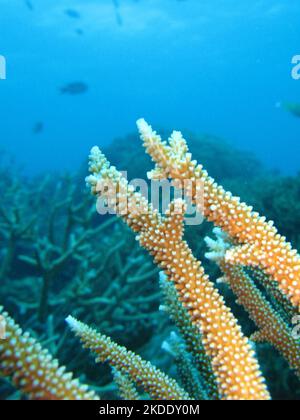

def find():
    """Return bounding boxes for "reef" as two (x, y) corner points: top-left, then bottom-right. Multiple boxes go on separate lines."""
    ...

(0, 122), (299, 400)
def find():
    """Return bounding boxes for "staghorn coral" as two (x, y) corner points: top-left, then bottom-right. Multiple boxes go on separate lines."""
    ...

(159, 272), (218, 400)
(86, 145), (270, 400)
(137, 119), (300, 310)
(66, 315), (189, 400)
(162, 331), (208, 400)
(1, 125), (299, 400)
(111, 368), (140, 400)
(249, 268), (298, 323)
(236, 174), (300, 251)
(0, 178), (37, 281)
(103, 129), (264, 183)
(205, 228), (300, 378)
(1, 172), (160, 327)
(0, 307), (99, 400)
(0, 168), (164, 398)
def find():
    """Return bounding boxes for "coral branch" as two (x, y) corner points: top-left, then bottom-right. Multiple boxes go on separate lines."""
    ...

(250, 268), (298, 323)
(162, 331), (208, 400)
(137, 119), (300, 310)
(0, 307), (99, 400)
(159, 272), (219, 400)
(205, 228), (300, 377)
(66, 316), (189, 400)
(112, 368), (140, 400)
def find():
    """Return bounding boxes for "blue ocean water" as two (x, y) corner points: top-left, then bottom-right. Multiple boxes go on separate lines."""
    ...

(0, 0), (299, 175)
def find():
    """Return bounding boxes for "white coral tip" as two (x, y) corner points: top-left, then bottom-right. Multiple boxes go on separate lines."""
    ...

(136, 118), (153, 138)
(65, 315), (80, 332)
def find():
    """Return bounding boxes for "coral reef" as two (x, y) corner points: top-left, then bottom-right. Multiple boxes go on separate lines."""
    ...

(0, 122), (299, 400)
(0, 168), (163, 398)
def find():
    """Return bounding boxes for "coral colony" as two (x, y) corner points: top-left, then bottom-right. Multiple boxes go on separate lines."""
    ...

(0, 119), (299, 400)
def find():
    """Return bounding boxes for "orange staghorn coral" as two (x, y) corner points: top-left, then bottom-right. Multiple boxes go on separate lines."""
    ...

(66, 316), (189, 400)
(0, 307), (99, 400)
(205, 228), (300, 378)
(86, 146), (270, 400)
(137, 119), (300, 310)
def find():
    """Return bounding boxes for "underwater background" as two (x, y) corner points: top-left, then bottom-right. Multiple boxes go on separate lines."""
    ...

(0, 0), (300, 400)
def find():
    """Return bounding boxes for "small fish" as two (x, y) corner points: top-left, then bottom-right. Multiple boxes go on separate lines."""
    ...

(115, 11), (123, 26)
(75, 28), (84, 36)
(33, 122), (44, 134)
(112, 0), (120, 9)
(282, 102), (300, 118)
(112, 0), (123, 26)
(25, 0), (34, 11)
(64, 9), (81, 19)
(60, 82), (88, 95)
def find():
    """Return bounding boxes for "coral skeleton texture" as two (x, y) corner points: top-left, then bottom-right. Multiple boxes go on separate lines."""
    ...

(86, 143), (270, 400)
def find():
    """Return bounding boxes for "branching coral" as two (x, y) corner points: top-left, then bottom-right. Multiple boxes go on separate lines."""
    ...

(1, 119), (299, 400)
(0, 170), (165, 400)
(137, 119), (300, 310)
(0, 181), (37, 280)
(66, 316), (189, 400)
(205, 228), (300, 378)
(0, 307), (99, 400)
(162, 331), (208, 400)
(159, 272), (218, 400)
(86, 146), (270, 400)
(17, 184), (115, 322)
(0, 170), (161, 381)
(249, 268), (298, 323)
(111, 368), (140, 400)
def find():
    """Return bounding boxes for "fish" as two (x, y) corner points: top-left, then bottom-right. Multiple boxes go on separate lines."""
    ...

(60, 82), (89, 95)
(115, 11), (123, 26)
(112, 0), (123, 26)
(75, 28), (84, 36)
(282, 102), (300, 118)
(32, 122), (44, 134)
(25, 0), (34, 11)
(64, 9), (81, 19)
(112, 0), (120, 9)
